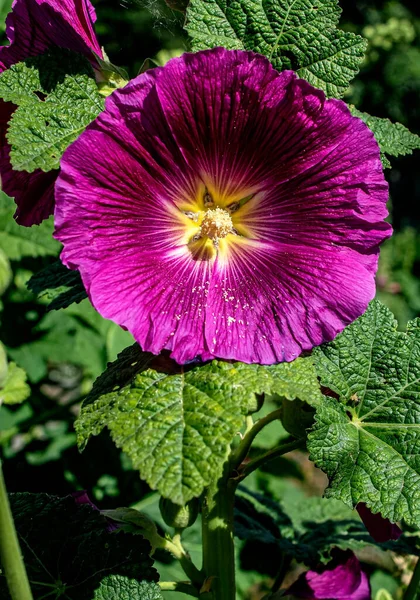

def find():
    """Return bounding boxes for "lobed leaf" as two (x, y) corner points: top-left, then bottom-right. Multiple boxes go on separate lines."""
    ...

(309, 300), (420, 527)
(351, 107), (420, 167)
(76, 352), (321, 505)
(0, 49), (104, 172)
(185, 0), (367, 97)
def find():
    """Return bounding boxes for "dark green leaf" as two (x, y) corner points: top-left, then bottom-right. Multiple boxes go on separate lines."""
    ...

(76, 354), (321, 504)
(0, 493), (158, 600)
(235, 485), (420, 565)
(28, 260), (87, 310)
(309, 300), (420, 527)
(185, 0), (367, 97)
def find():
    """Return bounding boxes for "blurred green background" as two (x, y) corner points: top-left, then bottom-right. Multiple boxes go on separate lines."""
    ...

(0, 0), (419, 598)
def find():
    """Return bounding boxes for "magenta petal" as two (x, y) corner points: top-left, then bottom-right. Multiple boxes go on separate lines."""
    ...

(72, 490), (99, 509)
(0, 100), (57, 225)
(205, 240), (378, 364)
(356, 503), (402, 543)
(1, 142), (57, 225)
(287, 552), (371, 600)
(0, 0), (102, 71)
(54, 48), (391, 364)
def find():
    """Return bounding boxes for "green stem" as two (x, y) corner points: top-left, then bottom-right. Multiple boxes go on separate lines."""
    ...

(0, 460), (34, 600)
(230, 408), (283, 473)
(237, 438), (305, 481)
(202, 467), (236, 600)
(405, 559), (420, 600)
(159, 581), (199, 596)
(161, 536), (203, 587)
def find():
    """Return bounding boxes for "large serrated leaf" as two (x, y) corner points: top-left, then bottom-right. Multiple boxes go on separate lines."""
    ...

(94, 576), (163, 600)
(350, 107), (420, 167)
(308, 300), (420, 527)
(76, 351), (321, 504)
(185, 0), (367, 97)
(0, 494), (158, 600)
(0, 49), (104, 173)
(0, 192), (60, 259)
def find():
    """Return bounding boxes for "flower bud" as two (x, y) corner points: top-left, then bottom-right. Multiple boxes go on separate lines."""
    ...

(159, 497), (199, 530)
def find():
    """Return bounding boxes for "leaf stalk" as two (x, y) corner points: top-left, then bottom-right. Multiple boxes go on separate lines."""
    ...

(236, 438), (305, 481)
(230, 408), (283, 472)
(159, 581), (199, 596)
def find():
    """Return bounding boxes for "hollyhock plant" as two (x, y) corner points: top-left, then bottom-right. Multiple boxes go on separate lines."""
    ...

(55, 48), (391, 364)
(286, 551), (370, 600)
(0, 0), (103, 226)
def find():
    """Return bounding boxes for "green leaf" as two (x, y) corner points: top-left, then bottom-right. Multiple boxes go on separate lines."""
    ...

(0, 362), (30, 404)
(76, 353), (321, 504)
(27, 260), (87, 310)
(235, 485), (420, 565)
(8, 299), (134, 383)
(0, 48), (104, 172)
(0, 493), (158, 600)
(308, 300), (420, 527)
(185, 0), (367, 97)
(0, 342), (30, 405)
(0, 192), (60, 259)
(94, 576), (163, 600)
(350, 107), (420, 167)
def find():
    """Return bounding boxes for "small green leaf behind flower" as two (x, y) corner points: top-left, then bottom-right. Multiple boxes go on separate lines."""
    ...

(76, 346), (321, 505)
(309, 300), (420, 528)
(0, 48), (104, 173)
(185, 0), (367, 98)
(350, 107), (420, 168)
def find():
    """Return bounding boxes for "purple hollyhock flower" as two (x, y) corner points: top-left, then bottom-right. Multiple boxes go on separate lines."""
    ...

(0, 0), (102, 225)
(54, 48), (391, 365)
(286, 551), (370, 600)
(356, 503), (402, 543)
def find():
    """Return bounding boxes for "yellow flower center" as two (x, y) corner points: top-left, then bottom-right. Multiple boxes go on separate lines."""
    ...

(200, 208), (233, 240)
(175, 183), (258, 261)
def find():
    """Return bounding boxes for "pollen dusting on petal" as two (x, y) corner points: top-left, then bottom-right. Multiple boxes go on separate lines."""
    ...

(200, 208), (233, 240)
